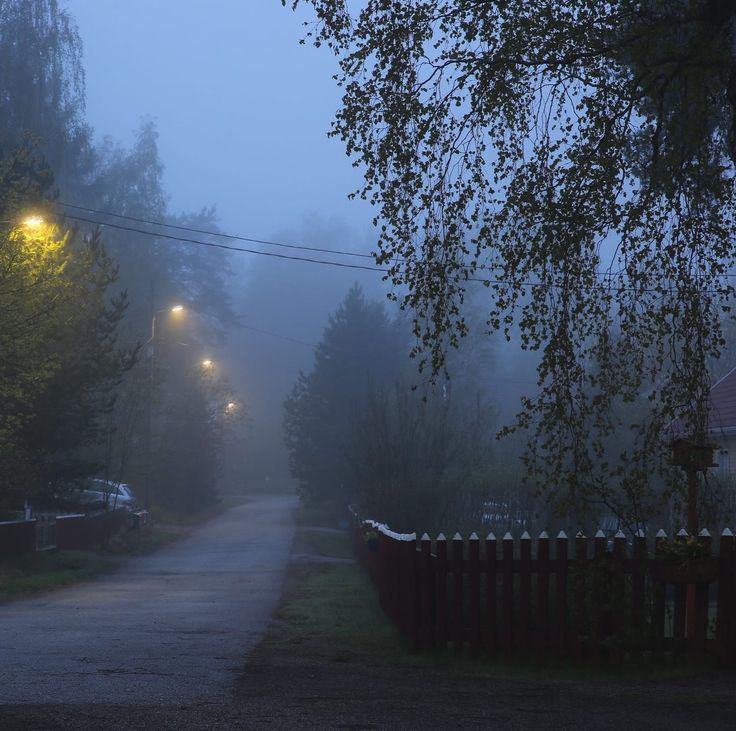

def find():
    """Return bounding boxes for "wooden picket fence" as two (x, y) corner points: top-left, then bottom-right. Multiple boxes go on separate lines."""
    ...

(350, 510), (736, 665)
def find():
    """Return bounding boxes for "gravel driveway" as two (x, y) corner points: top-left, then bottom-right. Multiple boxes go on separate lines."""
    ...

(0, 495), (296, 705)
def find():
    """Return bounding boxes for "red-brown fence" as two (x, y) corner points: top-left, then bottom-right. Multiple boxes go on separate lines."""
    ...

(55, 509), (129, 550)
(0, 519), (37, 559)
(351, 511), (736, 665)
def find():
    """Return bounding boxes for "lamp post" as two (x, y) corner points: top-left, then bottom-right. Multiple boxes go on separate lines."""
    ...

(144, 304), (186, 509)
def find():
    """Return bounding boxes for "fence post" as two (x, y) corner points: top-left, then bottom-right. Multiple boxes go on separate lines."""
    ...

(689, 528), (712, 658)
(653, 529), (667, 658)
(502, 532), (514, 656)
(405, 535), (419, 646)
(468, 533), (481, 656)
(612, 530), (627, 661)
(536, 531), (550, 657)
(554, 531), (568, 658)
(573, 532), (588, 662)
(672, 528), (688, 657)
(631, 529), (646, 654)
(419, 533), (433, 650)
(485, 532), (498, 656)
(519, 531), (532, 656)
(436, 533), (448, 650)
(592, 529), (606, 664)
(452, 532), (464, 655)
(717, 528), (735, 666)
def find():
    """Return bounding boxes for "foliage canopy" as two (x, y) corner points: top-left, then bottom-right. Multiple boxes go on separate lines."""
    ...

(290, 0), (736, 524)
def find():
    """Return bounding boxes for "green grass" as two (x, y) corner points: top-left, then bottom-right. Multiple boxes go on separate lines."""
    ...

(264, 560), (408, 664)
(0, 522), (185, 603)
(264, 520), (718, 682)
(0, 550), (112, 602)
(299, 527), (355, 560)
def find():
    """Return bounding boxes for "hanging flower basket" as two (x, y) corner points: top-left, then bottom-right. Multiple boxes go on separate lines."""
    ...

(658, 558), (718, 585)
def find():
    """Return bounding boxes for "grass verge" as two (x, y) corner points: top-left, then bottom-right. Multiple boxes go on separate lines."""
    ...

(0, 550), (112, 602)
(0, 522), (186, 602)
(262, 522), (716, 683)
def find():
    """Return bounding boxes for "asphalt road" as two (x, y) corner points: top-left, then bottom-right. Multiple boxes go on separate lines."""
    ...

(0, 495), (296, 705)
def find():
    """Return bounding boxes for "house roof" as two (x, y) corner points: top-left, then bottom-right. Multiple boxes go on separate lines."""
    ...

(667, 366), (736, 437)
(707, 366), (736, 434)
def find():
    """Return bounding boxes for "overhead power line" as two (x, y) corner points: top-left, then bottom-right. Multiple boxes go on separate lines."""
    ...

(57, 205), (734, 295)
(62, 212), (390, 274)
(58, 201), (376, 260)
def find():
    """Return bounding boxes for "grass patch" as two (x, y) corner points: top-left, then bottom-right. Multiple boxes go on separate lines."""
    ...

(0, 550), (112, 602)
(264, 560), (407, 664)
(264, 515), (718, 683)
(299, 528), (355, 560)
(293, 501), (347, 530)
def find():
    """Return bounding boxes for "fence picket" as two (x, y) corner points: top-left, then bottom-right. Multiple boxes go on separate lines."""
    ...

(420, 533), (433, 650)
(485, 532), (498, 656)
(468, 533), (481, 656)
(554, 531), (568, 658)
(653, 530), (667, 658)
(536, 531), (550, 657)
(436, 534), (448, 649)
(452, 533), (464, 655)
(691, 529), (712, 657)
(519, 532), (532, 655)
(502, 533), (514, 655)
(350, 514), (734, 666)
(632, 530), (646, 652)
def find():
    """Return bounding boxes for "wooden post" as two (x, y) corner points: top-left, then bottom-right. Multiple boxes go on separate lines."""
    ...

(405, 536), (419, 646)
(653, 529), (667, 658)
(631, 529), (646, 653)
(452, 532), (464, 655)
(686, 467), (699, 537)
(536, 531), (550, 657)
(612, 530), (626, 661)
(690, 528), (712, 658)
(485, 532), (498, 656)
(502, 532), (514, 655)
(468, 533), (481, 656)
(573, 532), (588, 662)
(592, 530), (606, 664)
(716, 528), (735, 666)
(554, 531), (568, 658)
(436, 533), (448, 650)
(420, 533), (433, 650)
(673, 528), (688, 657)
(519, 531), (532, 655)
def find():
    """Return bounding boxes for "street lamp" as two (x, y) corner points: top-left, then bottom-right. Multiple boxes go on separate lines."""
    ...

(0, 214), (46, 227)
(145, 304), (187, 508)
(202, 359), (214, 368)
(22, 215), (45, 227)
(150, 304), (185, 344)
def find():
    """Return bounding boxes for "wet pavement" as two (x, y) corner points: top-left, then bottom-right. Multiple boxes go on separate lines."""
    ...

(0, 495), (296, 705)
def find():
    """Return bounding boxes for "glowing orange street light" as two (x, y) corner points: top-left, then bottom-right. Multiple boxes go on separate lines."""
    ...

(22, 215), (45, 227)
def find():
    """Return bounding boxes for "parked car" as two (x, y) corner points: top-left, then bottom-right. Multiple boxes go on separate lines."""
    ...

(77, 479), (137, 510)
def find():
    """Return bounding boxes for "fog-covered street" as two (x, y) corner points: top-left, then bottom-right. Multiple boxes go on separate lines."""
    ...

(0, 496), (295, 705)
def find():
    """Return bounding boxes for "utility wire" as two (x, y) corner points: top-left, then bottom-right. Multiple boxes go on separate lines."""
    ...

(58, 208), (733, 295)
(62, 213), (390, 274)
(58, 201), (376, 260)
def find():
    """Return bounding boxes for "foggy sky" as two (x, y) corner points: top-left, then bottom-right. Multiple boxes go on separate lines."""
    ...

(65, 0), (370, 240)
